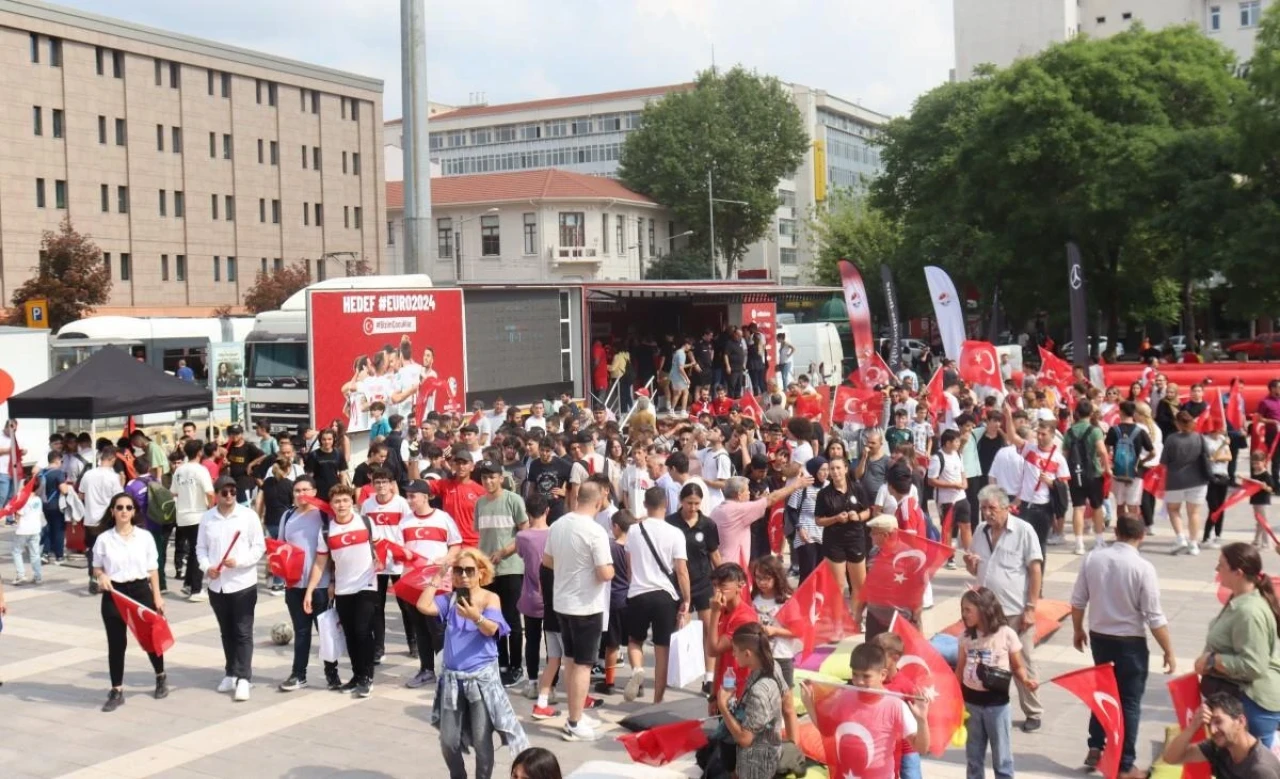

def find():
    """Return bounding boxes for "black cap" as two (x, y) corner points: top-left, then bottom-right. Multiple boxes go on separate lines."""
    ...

(226, 424), (244, 435)
(214, 474), (237, 492)
(476, 459), (503, 476)
(749, 454), (769, 471)
(450, 449), (473, 462)
(405, 479), (431, 495)
(460, 424), (479, 434)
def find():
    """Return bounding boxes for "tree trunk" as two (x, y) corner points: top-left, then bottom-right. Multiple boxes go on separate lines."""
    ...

(1105, 245), (1121, 361)
(1181, 275), (1197, 346)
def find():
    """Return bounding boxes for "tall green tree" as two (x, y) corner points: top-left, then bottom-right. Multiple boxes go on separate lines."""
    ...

(7, 218), (112, 330)
(807, 190), (902, 286)
(619, 67), (808, 279)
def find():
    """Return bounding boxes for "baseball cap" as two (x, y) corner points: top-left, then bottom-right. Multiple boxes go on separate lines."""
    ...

(867, 514), (897, 532)
(449, 449), (473, 462)
(476, 459), (503, 476)
(226, 424), (244, 435)
(460, 424), (479, 434)
(405, 479), (431, 495)
(214, 475), (237, 492)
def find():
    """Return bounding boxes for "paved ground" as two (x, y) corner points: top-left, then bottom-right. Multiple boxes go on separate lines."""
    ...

(0, 501), (1251, 779)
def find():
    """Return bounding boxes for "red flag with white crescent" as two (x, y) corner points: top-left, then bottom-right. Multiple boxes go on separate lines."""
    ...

(264, 537), (305, 586)
(891, 614), (963, 755)
(109, 590), (176, 656)
(959, 340), (1000, 388)
(809, 681), (907, 779)
(859, 532), (951, 612)
(738, 392), (764, 425)
(1141, 464), (1167, 500)
(924, 367), (948, 420)
(1167, 673), (1212, 779)
(1051, 664), (1124, 779)
(1210, 478), (1266, 522)
(1196, 389), (1227, 434)
(1038, 347), (1074, 393)
(1226, 380), (1245, 431)
(0, 474), (40, 519)
(774, 563), (859, 656)
(616, 719), (709, 766)
(832, 385), (881, 427)
(767, 504), (784, 554)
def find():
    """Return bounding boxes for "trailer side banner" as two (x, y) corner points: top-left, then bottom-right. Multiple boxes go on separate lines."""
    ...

(307, 287), (467, 432)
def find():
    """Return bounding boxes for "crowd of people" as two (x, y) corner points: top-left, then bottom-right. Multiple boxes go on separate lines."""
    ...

(4, 352), (1280, 779)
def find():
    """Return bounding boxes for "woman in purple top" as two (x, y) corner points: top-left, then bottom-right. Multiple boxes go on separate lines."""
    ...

(420, 547), (528, 779)
(514, 493), (551, 690)
(1258, 380), (1280, 485)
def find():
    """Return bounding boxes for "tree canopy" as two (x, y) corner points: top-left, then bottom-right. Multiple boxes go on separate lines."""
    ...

(619, 66), (809, 279)
(6, 219), (112, 331)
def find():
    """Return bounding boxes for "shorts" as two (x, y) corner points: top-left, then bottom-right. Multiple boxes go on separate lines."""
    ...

(545, 630), (564, 659)
(821, 525), (867, 564)
(557, 612), (603, 666)
(1069, 478), (1105, 510)
(604, 606), (628, 649)
(1111, 477), (1143, 506)
(941, 501), (972, 534)
(690, 584), (712, 613)
(626, 590), (681, 647)
(1165, 485), (1208, 505)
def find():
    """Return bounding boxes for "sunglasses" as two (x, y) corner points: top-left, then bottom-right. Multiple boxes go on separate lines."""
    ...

(218, 488), (238, 496)
(451, 565), (478, 577)
(112, 504), (135, 512)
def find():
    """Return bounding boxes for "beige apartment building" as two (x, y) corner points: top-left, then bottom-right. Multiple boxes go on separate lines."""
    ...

(0, 0), (385, 316)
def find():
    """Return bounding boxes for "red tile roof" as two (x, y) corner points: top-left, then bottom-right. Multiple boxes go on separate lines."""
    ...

(387, 169), (656, 210)
(390, 83), (692, 123)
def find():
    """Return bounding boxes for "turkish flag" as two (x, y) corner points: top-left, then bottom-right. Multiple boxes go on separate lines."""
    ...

(809, 681), (907, 779)
(860, 532), (952, 612)
(300, 495), (334, 516)
(833, 386), (881, 427)
(0, 474), (39, 519)
(109, 590), (175, 656)
(768, 504), (784, 554)
(775, 563), (859, 656)
(1038, 347), (1074, 393)
(393, 560), (448, 604)
(924, 367), (948, 420)
(959, 340), (1001, 388)
(374, 539), (419, 565)
(891, 614), (963, 756)
(1196, 390), (1227, 434)
(1254, 509), (1280, 546)
(1050, 664), (1124, 779)
(739, 392), (765, 424)
(1167, 673), (1212, 779)
(1211, 478), (1266, 522)
(895, 494), (927, 536)
(1141, 464), (1167, 500)
(616, 719), (708, 766)
(1225, 382), (1245, 431)
(1101, 405), (1120, 428)
(859, 349), (895, 389)
(265, 538), (305, 586)
(813, 385), (831, 427)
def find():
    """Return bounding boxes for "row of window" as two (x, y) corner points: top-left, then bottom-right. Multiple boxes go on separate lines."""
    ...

(29, 33), (368, 120)
(816, 109), (882, 140)
(100, 253), (342, 285)
(32, 107), (64, 139)
(438, 142), (623, 176)
(429, 112), (642, 150)
(428, 213), (659, 258)
(826, 135), (882, 167)
(1207, 1), (1262, 30)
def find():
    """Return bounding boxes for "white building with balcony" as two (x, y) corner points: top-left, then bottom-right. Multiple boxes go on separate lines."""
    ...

(954, 0), (1272, 82)
(385, 169), (673, 282)
(384, 82), (890, 284)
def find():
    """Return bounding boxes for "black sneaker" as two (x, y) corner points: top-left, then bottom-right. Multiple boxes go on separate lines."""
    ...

(373, 649), (384, 666)
(278, 675), (307, 692)
(88, 580), (100, 596)
(504, 667), (527, 689)
(1022, 717), (1042, 733)
(154, 673), (169, 700)
(593, 681), (615, 695)
(102, 689), (124, 712)
(339, 678), (358, 693)
(701, 681), (713, 697)
(326, 673), (344, 691)
(407, 644), (418, 659)
(355, 678), (372, 698)
(590, 663), (605, 679)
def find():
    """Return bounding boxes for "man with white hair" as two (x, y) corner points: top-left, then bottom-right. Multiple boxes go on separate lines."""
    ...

(709, 473), (811, 569)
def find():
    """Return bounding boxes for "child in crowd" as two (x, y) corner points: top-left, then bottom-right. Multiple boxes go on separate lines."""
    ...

(515, 494), (552, 702)
(748, 555), (800, 688)
(11, 482), (44, 585)
(871, 632), (923, 779)
(596, 510), (633, 695)
(1250, 450), (1275, 549)
(956, 587), (1037, 779)
(715, 623), (784, 779)
(368, 402), (390, 441)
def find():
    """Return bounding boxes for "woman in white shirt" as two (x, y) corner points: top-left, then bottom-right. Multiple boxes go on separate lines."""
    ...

(91, 491), (167, 712)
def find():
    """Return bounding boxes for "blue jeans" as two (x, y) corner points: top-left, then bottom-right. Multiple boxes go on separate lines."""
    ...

(0, 474), (12, 519)
(900, 751), (922, 779)
(1242, 692), (1280, 748)
(12, 533), (42, 581)
(41, 507), (66, 560)
(966, 701), (1014, 779)
(1087, 633), (1148, 771)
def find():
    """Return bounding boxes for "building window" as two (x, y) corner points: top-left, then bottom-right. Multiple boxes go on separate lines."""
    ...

(226, 195), (236, 221)
(271, 199), (280, 224)
(120, 253), (131, 281)
(214, 255), (221, 281)
(315, 203), (324, 226)
(354, 206), (362, 230)
(258, 138), (264, 164)
(174, 190), (185, 218)
(353, 152), (361, 176)
(155, 58), (163, 86)
(351, 100), (359, 121)
(601, 214), (609, 254)
(301, 145), (308, 169)
(170, 61), (180, 88)
(223, 133), (233, 160)
(157, 124), (165, 151)
(256, 79), (263, 104)
(98, 115), (106, 144)
(312, 146), (321, 170)
(53, 180), (66, 209)
(524, 213), (539, 255)
(49, 37), (61, 67)
(341, 97), (347, 119)
(481, 215), (500, 256)
(388, 221), (395, 246)
(437, 218), (453, 258)
(259, 198), (266, 223)
(316, 259), (326, 281)
(274, 258), (283, 273)
(648, 219), (656, 257)
(208, 69), (215, 96)
(558, 212), (583, 249)
(159, 189), (167, 217)
(572, 119), (591, 135)
(35, 178), (45, 208)
(117, 186), (129, 214)
(175, 254), (186, 281)
(779, 218), (796, 237)
(100, 184), (108, 212)
(30, 32), (38, 63)
(211, 194), (219, 220)
(112, 50), (123, 79)
(103, 253), (110, 275)
(780, 248), (797, 265)
(226, 256), (237, 282)
(268, 82), (277, 106)
(344, 206), (350, 228)
(161, 254), (169, 281)
(616, 215), (624, 257)
(311, 90), (319, 114)
(260, 257), (268, 276)
(270, 140), (278, 165)
(209, 132), (216, 158)
(342, 151), (348, 173)
(221, 72), (231, 98)
(303, 201), (310, 226)
(172, 126), (182, 154)
(1242, 1), (1261, 27)
(32, 106), (42, 136)
(637, 217), (644, 258)
(115, 118), (126, 146)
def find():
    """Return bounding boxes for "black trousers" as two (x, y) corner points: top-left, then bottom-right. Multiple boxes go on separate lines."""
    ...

(407, 606), (445, 674)
(524, 615), (543, 680)
(374, 574), (418, 655)
(150, 525), (174, 591)
(285, 587), (338, 681)
(1019, 502), (1053, 560)
(335, 589), (380, 682)
(85, 524), (103, 584)
(1087, 633), (1148, 772)
(484, 574), (524, 671)
(174, 525), (203, 593)
(208, 587), (257, 680)
(101, 579), (164, 687)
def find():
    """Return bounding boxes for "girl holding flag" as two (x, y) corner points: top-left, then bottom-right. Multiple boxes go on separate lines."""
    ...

(91, 491), (167, 712)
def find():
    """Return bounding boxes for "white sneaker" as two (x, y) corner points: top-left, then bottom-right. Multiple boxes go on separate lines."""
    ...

(1047, 533), (1064, 546)
(562, 719), (599, 741)
(1189, 543), (1201, 557)
(216, 676), (236, 693)
(1171, 536), (1188, 556)
(523, 680), (539, 700)
(624, 667), (646, 702)
(1209, 537), (1223, 549)
(1074, 540), (1085, 556)
(188, 591), (208, 603)
(233, 678), (251, 702)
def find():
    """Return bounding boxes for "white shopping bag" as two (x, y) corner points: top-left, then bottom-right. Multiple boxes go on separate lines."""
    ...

(666, 619), (705, 689)
(317, 607), (346, 663)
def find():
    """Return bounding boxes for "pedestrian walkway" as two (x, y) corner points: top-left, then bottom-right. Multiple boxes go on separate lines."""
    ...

(0, 503), (1249, 778)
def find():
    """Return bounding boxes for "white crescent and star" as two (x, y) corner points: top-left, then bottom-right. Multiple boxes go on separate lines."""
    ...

(810, 591), (826, 623)
(976, 350), (996, 377)
(835, 721), (876, 773)
(892, 549), (927, 575)
(1093, 691), (1123, 744)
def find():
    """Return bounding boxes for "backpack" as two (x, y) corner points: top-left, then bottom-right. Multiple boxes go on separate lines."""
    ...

(1112, 425), (1142, 481)
(321, 512), (378, 562)
(1065, 425), (1100, 486)
(146, 480), (177, 525)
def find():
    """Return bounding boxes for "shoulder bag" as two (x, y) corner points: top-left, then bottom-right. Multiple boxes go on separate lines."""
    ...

(638, 521), (680, 598)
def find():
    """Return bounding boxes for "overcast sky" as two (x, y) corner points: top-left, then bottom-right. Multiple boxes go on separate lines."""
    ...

(60, 0), (955, 119)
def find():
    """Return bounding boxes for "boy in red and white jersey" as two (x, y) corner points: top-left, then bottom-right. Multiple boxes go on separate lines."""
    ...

(360, 468), (414, 664)
(401, 479), (461, 688)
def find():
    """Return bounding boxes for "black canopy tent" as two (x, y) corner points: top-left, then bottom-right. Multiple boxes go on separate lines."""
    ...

(5, 345), (210, 419)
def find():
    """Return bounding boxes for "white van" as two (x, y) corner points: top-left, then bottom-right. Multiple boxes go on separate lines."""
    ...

(777, 322), (844, 387)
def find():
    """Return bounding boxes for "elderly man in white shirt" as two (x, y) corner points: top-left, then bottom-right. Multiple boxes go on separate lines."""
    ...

(196, 474), (266, 702)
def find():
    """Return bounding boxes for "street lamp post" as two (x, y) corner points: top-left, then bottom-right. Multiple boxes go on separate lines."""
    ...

(706, 169), (748, 280)
(453, 207), (499, 282)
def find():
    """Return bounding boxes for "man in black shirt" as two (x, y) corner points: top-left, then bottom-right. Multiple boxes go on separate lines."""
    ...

(692, 330), (715, 389)
(304, 428), (348, 499)
(352, 444), (389, 488)
(223, 424), (266, 506)
(1164, 692), (1280, 778)
(526, 441), (572, 522)
(722, 328), (747, 399)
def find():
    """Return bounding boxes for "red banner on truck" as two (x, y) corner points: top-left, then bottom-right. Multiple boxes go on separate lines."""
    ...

(307, 288), (467, 432)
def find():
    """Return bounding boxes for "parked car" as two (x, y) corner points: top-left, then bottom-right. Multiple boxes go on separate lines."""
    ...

(1062, 338), (1125, 361)
(1226, 334), (1280, 361)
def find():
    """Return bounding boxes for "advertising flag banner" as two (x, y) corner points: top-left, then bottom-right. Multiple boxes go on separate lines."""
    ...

(880, 264), (903, 370)
(838, 261), (878, 387)
(924, 266), (965, 360)
(1066, 242), (1089, 368)
(307, 287), (466, 432)
(210, 341), (245, 413)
